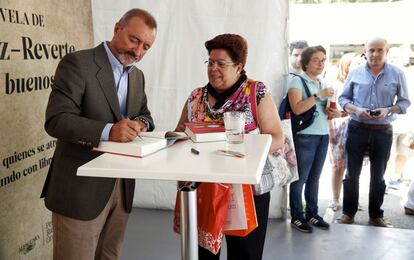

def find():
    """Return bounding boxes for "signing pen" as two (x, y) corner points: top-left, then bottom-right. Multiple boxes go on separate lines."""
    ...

(191, 148), (200, 155)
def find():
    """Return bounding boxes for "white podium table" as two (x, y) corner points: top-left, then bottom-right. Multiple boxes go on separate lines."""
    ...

(77, 134), (271, 260)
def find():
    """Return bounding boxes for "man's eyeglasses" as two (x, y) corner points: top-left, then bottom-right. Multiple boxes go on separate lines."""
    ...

(205, 60), (236, 69)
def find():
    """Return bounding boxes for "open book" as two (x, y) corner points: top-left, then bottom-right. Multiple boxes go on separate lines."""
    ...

(93, 131), (188, 158)
(184, 122), (226, 143)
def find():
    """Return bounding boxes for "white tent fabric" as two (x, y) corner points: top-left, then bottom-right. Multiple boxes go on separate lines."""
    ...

(290, 1), (414, 46)
(92, 0), (289, 218)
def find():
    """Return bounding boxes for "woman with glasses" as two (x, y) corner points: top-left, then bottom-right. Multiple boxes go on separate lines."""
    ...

(175, 34), (284, 260)
(287, 45), (339, 233)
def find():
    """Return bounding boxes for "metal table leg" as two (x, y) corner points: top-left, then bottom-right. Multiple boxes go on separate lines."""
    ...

(179, 182), (199, 260)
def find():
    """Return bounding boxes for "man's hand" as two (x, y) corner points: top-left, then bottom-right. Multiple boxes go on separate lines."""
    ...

(109, 119), (143, 142)
(370, 107), (389, 120)
(354, 107), (373, 120)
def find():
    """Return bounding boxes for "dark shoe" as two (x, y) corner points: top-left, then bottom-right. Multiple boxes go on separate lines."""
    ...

(405, 207), (414, 215)
(291, 218), (313, 233)
(368, 218), (393, 228)
(336, 214), (354, 224)
(308, 215), (330, 230)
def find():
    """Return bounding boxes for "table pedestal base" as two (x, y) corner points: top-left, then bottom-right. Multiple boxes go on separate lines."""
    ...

(179, 182), (199, 260)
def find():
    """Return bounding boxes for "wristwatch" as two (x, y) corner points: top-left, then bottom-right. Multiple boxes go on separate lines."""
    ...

(134, 116), (150, 130)
(313, 94), (321, 102)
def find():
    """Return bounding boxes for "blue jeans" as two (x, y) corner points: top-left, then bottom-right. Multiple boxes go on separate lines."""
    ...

(343, 121), (393, 218)
(289, 134), (329, 220)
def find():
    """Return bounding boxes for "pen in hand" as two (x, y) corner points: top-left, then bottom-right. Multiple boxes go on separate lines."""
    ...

(127, 118), (143, 140)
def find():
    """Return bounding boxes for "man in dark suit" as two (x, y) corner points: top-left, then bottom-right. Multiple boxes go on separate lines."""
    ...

(41, 9), (157, 259)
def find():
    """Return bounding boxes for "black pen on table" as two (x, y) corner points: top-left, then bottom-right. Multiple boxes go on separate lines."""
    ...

(191, 148), (200, 155)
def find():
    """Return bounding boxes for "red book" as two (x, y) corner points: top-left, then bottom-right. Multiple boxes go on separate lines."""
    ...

(185, 122), (226, 142)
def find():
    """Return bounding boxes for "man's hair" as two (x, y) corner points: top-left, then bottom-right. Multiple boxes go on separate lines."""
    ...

(364, 37), (388, 49)
(118, 8), (157, 29)
(205, 34), (248, 65)
(300, 45), (326, 72)
(289, 40), (309, 54)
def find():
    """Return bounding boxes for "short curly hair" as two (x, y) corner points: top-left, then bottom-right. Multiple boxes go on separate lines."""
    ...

(300, 45), (326, 72)
(205, 34), (248, 65)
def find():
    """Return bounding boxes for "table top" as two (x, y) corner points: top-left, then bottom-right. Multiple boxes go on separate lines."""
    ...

(77, 134), (271, 184)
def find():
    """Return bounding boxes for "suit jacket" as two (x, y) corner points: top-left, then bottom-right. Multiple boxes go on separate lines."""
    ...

(41, 43), (154, 220)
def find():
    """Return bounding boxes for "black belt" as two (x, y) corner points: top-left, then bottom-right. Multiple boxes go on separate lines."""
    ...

(350, 120), (391, 130)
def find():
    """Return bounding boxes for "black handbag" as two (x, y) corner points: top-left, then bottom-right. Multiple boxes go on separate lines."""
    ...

(279, 74), (317, 134)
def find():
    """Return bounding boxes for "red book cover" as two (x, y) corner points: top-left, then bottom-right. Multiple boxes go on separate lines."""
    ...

(185, 122), (225, 133)
(184, 122), (226, 142)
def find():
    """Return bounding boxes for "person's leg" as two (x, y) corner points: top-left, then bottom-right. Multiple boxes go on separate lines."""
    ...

(342, 124), (368, 217)
(53, 180), (121, 260)
(330, 118), (349, 210)
(332, 166), (346, 205)
(53, 213), (103, 260)
(368, 128), (393, 219)
(394, 154), (408, 180)
(405, 179), (414, 209)
(226, 192), (270, 260)
(328, 119), (340, 207)
(95, 179), (129, 260)
(305, 135), (329, 219)
(289, 134), (315, 220)
(198, 246), (221, 260)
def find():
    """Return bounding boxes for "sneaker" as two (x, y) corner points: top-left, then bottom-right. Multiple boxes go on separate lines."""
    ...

(291, 218), (313, 233)
(328, 201), (340, 211)
(308, 215), (330, 230)
(368, 218), (393, 228)
(405, 207), (414, 216)
(336, 214), (354, 224)
(388, 179), (401, 190)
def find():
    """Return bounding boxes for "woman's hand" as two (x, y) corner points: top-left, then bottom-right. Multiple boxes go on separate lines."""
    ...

(326, 107), (341, 119)
(317, 87), (335, 98)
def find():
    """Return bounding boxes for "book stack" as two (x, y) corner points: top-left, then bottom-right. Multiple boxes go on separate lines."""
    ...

(184, 122), (226, 142)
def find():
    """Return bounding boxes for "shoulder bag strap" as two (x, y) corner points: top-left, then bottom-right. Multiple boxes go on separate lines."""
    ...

(247, 80), (259, 132)
(294, 74), (312, 98)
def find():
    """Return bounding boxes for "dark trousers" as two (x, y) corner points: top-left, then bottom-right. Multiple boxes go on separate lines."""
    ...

(199, 192), (270, 260)
(343, 121), (393, 218)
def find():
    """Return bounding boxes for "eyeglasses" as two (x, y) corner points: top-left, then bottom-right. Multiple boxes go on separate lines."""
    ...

(205, 60), (236, 69)
(310, 58), (326, 64)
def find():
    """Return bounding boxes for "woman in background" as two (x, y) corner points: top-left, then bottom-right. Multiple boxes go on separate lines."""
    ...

(287, 45), (339, 233)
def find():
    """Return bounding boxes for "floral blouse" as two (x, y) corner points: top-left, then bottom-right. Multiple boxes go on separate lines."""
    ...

(187, 79), (268, 133)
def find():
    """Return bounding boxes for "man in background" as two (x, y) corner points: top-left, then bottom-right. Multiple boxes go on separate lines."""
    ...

(337, 37), (410, 227)
(41, 8), (156, 259)
(282, 40), (309, 98)
(289, 40), (309, 74)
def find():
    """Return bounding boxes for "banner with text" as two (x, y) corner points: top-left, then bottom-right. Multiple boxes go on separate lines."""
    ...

(0, 0), (93, 258)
